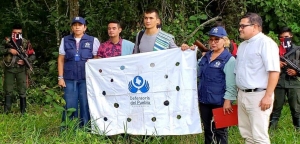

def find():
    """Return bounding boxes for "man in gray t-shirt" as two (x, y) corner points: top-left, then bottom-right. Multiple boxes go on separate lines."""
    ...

(134, 31), (178, 53)
(133, 8), (178, 54)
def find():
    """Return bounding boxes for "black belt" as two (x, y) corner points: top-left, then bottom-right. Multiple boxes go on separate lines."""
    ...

(241, 88), (266, 92)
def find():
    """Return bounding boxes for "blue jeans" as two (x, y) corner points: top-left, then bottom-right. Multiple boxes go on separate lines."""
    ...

(62, 79), (90, 127)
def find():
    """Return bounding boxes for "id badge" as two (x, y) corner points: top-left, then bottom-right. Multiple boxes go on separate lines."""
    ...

(75, 53), (80, 61)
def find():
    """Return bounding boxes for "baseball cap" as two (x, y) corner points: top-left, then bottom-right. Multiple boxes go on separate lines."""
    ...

(71, 17), (86, 25)
(209, 26), (227, 37)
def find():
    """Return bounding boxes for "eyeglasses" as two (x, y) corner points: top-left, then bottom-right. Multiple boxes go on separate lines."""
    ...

(239, 24), (254, 29)
(208, 38), (221, 43)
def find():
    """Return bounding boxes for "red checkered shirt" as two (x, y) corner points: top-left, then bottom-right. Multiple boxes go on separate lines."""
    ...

(97, 38), (123, 58)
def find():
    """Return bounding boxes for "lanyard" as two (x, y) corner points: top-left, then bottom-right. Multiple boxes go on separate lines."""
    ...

(76, 42), (80, 53)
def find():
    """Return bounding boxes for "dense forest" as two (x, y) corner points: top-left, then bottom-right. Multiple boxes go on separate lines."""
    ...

(1, 0), (300, 143)
(0, 0), (300, 105)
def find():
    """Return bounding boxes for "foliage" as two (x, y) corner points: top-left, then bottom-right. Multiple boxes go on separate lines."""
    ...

(0, 0), (300, 142)
(246, 0), (300, 44)
(1, 0), (299, 73)
(0, 0), (227, 106)
(0, 104), (299, 143)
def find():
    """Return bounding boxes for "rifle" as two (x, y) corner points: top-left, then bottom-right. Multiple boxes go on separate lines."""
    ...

(5, 37), (34, 74)
(193, 40), (209, 52)
(280, 56), (300, 75)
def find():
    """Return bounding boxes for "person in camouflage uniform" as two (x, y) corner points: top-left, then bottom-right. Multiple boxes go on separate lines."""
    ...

(0, 24), (35, 114)
(270, 27), (300, 129)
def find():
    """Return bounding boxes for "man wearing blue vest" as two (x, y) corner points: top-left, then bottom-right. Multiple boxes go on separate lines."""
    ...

(97, 20), (134, 58)
(57, 16), (100, 128)
(133, 8), (178, 53)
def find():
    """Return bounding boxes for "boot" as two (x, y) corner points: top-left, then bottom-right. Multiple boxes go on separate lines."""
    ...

(4, 96), (11, 113)
(269, 118), (279, 129)
(20, 96), (26, 114)
(293, 117), (300, 130)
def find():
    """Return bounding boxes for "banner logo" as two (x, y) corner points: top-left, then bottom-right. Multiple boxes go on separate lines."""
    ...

(128, 76), (150, 93)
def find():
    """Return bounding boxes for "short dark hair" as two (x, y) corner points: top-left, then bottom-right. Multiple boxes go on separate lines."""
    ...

(108, 20), (121, 28)
(145, 8), (159, 18)
(214, 20), (225, 28)
(241, 13), (263, 28)
(12, 24), (22, 30)
(157, 18), (161, 25)
(279, 26), (292, 35)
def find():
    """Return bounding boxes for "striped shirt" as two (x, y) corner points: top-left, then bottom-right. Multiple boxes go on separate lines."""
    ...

(133, 31), (178, 53)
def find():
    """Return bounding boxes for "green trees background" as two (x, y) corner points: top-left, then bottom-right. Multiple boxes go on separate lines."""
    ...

(0, 0), (300, 104)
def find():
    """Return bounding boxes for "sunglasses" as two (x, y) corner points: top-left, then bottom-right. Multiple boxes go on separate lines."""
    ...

(208, 38), (222, 43)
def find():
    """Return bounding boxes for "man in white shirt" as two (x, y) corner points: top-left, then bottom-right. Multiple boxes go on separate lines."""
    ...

(235, 13), (280, 144)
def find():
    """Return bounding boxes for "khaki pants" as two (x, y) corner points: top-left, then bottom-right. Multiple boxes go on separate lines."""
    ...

(238, 90), (273, 144)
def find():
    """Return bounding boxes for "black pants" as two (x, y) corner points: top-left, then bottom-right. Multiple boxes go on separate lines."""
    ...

(271, 88), (300, 126)
(199, 103), (228, 144)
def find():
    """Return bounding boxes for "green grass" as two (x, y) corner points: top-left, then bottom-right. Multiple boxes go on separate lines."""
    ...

(0, 103), (299, 144)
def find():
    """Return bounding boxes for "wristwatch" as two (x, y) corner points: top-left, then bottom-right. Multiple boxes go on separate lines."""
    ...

(58, 76), (63, 80)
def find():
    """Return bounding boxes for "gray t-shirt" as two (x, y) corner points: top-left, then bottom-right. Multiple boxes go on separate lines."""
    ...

(133, 31), (178, 53)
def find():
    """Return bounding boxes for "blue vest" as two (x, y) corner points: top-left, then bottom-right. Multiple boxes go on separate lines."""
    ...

(198, 50), (232, 105)
(63, 34), (94, 80)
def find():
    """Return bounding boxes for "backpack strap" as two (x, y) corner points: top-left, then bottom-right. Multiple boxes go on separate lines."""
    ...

(296, 50), (300, 61)
(295, 46), (300, 61)
(137, 30), (145, 53)
(285, 45), (300, 58)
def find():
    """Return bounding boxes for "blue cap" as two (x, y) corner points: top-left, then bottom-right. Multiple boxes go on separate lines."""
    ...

(209, 26), (227, 37)
(71, 17), (86, 25)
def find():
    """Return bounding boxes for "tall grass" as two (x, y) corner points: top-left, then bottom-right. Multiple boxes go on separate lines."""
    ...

(0, 103), (299, 143)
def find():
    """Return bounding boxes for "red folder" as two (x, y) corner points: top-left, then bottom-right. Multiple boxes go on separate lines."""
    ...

(212, 105), (238, 129)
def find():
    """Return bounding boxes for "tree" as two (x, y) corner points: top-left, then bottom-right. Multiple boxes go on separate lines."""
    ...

(69, 0), (79, 22)
(0, 0), (299, 104)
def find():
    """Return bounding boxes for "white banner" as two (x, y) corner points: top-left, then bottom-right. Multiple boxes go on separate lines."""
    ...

(86, 48), (202, 135)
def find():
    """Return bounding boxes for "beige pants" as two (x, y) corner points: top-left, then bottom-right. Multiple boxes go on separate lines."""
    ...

(238, 90), (273, 144)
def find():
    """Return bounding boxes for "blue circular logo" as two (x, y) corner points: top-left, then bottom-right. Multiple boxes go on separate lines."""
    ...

(128, 76), (150, 93)
(133, 76), (143, 87)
